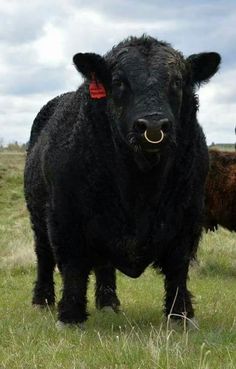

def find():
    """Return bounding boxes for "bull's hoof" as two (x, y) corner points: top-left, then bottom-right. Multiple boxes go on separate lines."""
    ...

(56, 320), (85, 331)
(168, 316), (199, 331)
(32, 286), (55, 307)
(96, 295), (120, 313)
(97, 302), (120, 313)
(100, 306), (117, 313)
(187, 317), (199, 330)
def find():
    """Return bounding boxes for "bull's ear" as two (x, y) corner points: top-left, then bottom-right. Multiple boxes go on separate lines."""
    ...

(187, 52), (221, 85)
(73, 52), (111, 86)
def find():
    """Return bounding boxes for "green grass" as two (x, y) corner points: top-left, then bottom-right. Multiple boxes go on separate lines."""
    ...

(0, 151), (34, 268)
(0, 151), (235, 369)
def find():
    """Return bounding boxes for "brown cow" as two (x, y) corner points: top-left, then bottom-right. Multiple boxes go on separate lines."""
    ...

(204, 149), (236, 232)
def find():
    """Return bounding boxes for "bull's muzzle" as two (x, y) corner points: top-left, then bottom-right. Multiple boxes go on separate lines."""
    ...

(144, 129), (164, 144)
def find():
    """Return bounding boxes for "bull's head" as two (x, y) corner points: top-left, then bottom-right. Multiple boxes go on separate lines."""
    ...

(73, 36), (220, 163)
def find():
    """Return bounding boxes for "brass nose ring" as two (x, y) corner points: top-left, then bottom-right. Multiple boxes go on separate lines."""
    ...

(144, 129), (164, 144)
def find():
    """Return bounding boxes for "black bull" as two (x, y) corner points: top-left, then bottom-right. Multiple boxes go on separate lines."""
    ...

(24, 35), (221, 326)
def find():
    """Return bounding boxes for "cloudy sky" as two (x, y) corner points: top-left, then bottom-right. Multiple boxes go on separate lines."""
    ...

(0, 0), (236, 145)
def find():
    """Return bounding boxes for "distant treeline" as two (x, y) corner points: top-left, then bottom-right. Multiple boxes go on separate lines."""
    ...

(0, 141), (27, 152)
(209, 143), (235, 152)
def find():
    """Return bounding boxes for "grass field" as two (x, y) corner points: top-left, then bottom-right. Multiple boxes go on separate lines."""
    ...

(0, 150), (235, 369)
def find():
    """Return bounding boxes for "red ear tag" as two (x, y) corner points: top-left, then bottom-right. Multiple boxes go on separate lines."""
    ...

(89, 77), (106, 99)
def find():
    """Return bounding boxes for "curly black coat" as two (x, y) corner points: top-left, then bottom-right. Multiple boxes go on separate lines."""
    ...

(24, 35), (221, 325)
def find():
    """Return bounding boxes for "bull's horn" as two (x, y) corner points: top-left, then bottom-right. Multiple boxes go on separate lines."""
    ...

(144, 129), (164, 144)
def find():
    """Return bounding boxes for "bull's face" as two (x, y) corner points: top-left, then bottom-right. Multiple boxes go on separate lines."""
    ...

(107, 46), (185, 154)
(73, 37), (221, 158)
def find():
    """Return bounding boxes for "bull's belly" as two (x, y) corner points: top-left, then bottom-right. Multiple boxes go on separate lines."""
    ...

(112, 258), (150, 278)
(106, 237), (153, 278)
(86, 213), (158, 277)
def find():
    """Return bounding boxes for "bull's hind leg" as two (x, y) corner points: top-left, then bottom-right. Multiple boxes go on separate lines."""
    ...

(94, 265), (120, 312)
(32, 227), (56, 307)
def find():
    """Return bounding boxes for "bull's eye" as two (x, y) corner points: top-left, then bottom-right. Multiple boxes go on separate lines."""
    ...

(171, 77), (182, 89)
(112, 78), (127, 102)
(112, 79), (125, 90)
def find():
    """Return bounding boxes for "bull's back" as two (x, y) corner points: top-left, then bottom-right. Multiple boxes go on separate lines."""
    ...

(27, 93), (73, 152)
(24, 92), (76, 211)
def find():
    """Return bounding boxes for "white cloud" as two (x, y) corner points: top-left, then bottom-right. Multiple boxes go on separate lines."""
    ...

(34, 23), (66, 66)
(198, 67), (236, 144)
(0, 93), (58, 144)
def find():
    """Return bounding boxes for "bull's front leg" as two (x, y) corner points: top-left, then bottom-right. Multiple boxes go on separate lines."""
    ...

(47, 202), (91, 327)
(159, 204), (203, 328)
(160, 234), (199, 324)
(58, 262), (91, 326)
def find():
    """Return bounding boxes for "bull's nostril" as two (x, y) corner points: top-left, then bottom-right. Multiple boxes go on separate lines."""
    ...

(162, 122), (170, 132)
(159, 118), (170, 133)
(134, 119), (148, 133)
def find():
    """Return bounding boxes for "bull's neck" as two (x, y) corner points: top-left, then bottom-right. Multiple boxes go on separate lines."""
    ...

(111, 132), (174, 209)
(83, 98), (173, 198)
